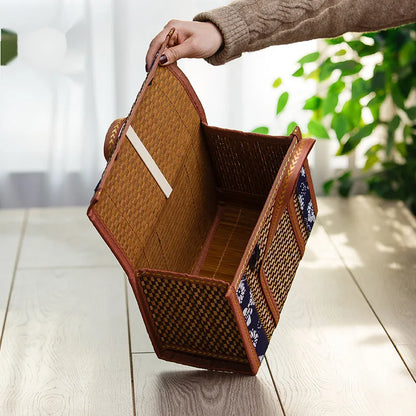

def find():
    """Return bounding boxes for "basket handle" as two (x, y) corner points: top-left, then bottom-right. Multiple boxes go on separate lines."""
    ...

(259, 128), (315, 325)
(147, 27), (176, 75)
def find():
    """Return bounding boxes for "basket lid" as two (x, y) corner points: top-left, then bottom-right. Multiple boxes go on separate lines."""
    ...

(87, 63), (211, 277)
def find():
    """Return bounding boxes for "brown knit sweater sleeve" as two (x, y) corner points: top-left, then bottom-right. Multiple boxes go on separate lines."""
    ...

(194, 0), (416, 65)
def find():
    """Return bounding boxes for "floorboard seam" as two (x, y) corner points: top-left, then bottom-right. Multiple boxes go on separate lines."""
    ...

(321, 225), (416, 383)
(0, 209), (28, 349)
(265, 356), (287, 416)
(125, 278), (137, 416)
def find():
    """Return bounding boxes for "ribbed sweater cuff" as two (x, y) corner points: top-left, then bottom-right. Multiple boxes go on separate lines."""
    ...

(194, 6), (249, 66)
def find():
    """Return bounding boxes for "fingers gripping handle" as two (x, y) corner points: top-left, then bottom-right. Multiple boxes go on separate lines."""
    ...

(147, 28), (176, 74)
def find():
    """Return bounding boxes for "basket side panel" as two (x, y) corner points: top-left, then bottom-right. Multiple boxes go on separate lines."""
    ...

(137, 271), (250, 368)
(236, 163), (317, 344)
(263, 210), (302, 313)
(202, 124), (291, 196)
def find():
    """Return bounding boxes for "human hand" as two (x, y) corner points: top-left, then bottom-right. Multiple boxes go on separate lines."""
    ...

(145, 20), (223, 71)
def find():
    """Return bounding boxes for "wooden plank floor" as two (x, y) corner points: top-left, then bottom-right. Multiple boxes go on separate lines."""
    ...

(0, 197), (415, 415)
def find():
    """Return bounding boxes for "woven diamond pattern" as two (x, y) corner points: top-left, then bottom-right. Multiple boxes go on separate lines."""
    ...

(139, 272), (248, 363)
(263, 210), (302, 312)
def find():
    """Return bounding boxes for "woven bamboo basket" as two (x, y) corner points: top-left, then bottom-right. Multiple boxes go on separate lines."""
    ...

(87, 33), (318, 375)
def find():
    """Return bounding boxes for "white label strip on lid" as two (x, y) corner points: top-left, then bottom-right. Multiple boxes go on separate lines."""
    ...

(126, 125), (172, 198)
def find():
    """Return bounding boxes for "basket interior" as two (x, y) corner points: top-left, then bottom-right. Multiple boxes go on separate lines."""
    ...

(197, 203), (261, 282)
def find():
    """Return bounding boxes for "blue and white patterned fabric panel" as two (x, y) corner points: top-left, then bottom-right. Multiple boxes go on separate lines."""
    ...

(296, 166), (316, 234)
(236, 274), (268, 362)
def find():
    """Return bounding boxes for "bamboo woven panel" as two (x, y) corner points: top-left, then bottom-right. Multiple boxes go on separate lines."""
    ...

(95, 67), (217, 273)
(239, 209), (276, 341)
(263, 210), (302, 313)
(138, 271), (249, 364)
(199, 204), (261, 282)
(202, 124), (291, 196)
(88, 52), (318, 375)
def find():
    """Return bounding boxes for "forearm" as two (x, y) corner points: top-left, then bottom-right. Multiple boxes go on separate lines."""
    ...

(194, 0), (416, 65)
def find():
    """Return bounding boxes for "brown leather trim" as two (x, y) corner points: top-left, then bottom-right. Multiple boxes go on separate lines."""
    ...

(137, 268), (231, 287)
(226, 288), (261, 375)
(203, 122), (294, 145)
(157, 349), (254, 375)
(104, 118), (126, 162)
(129, 274), (165, 359)
(86, 207), (165, 353)
(288, 197), (306, 255)
(291, 125), (303, 142)
(167, 64), (207, 124)
(87, 206), (135, 281)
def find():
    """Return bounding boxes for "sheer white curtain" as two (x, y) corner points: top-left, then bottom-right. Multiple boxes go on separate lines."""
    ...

(0, 0), (325, 209)
(0, 0), (115, 208)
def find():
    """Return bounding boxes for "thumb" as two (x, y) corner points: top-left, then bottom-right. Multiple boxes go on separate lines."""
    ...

(159, 41), (193, 65)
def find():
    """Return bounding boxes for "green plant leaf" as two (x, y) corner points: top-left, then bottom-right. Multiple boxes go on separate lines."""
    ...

(386, 115), (400, 156)
(308, 120), (330, 139)
(322, 92), (338, 116)
(367, 94), (385, 121)
(352, 78), (371, 99)
(399, 40), (416, 67)
(323, 179), (334, 195)
(347, 40), (378, 57)
(371, 70), (386, 91)
(318, 58), (334, 81)
(298, 52), (320, 65)
(404, 124), (413, 138)
(1, 29), (18, 66)
(337, 171), (353, 197)
(337, 123), (376, 155)
(252, 126), (269, 135)
(346, 40), (366, 51)
(331, 113), (350, 141)
(292, 67), (304, 77)
(276, 92), (289, 116)
(342, 100), (362, 127)
(328, 80), (346, 95)
(363, 154), (380, 171)
(303, 96), (322, 110)
(388, 115), (401, 132)
(398, 74), (413, 97)
(391, 84), (406, 110)
(272, 77), (282, 88)
(406, 106), (416, 120)
(365, 144), (383, 156)
(396, 141), (407, 158)
(326, 37), (344, 45)
(333, 60), (363, 76)
(305, 68), (320, 80)
(334, 49), (347, 57)
(286, 121), (298, 135)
